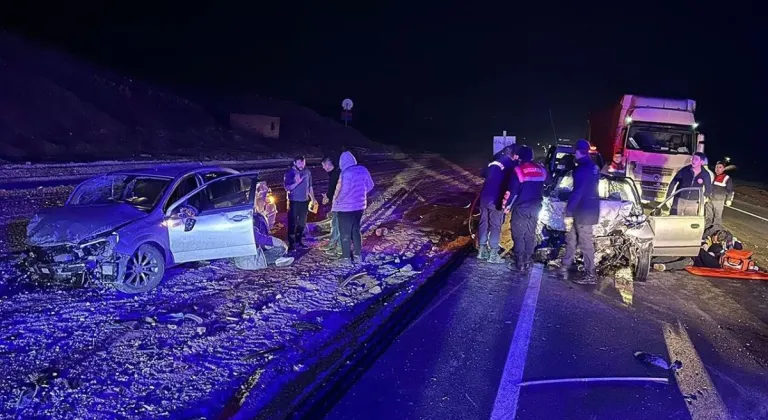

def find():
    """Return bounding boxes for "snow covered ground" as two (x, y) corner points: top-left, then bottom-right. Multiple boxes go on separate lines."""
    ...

(0, 157), (481, 419)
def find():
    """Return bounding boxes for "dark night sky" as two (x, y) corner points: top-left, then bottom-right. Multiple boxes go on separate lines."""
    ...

(2, 1), (765, 175)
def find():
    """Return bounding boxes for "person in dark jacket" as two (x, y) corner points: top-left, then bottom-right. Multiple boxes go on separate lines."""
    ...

(505, 145), (546, 272)
(560, 139), (600, 284)
(667, 152), (711, 216)
(709, 160), (735, 226)
(321, 156), (342, 255)
(284, 156), (317, 250)
(477, 145), (517, 264)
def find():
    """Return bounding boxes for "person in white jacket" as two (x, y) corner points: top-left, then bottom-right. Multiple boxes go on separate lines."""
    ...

(332, 151), (374, 263)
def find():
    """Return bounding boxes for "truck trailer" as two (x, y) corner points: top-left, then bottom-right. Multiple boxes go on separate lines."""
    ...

(588, 94), (704, 202)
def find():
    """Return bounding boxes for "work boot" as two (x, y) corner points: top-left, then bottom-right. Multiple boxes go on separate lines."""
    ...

(477, 246), (490, 260)
(573, 272), (597, 285)
(487, 251), (505, 264)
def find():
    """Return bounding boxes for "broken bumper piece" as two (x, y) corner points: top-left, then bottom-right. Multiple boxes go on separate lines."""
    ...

(25, 243), (121, 283)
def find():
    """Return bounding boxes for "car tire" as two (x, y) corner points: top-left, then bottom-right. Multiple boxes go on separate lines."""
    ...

(114, 244), (166, 294)
(633, 243), (652, 282)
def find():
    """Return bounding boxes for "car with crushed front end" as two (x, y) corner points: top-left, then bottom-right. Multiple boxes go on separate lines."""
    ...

(536, 170), (707, 280)
(24, 166), (263, 293)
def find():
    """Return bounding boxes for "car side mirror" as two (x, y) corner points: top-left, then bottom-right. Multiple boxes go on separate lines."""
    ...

(178, 205), (199, 219)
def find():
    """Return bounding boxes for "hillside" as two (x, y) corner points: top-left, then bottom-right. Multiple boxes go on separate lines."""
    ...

(0, 31), (392, 163)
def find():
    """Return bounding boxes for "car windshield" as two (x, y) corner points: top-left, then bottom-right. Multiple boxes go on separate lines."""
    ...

(626, 123), (694, 155)
(553, 172), (641, 205)
(549, 149), (603, 172)
(68, 174), (171, 211)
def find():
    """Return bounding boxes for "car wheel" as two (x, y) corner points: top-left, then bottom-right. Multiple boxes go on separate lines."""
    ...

(633, 243), (652, 282)
(114, 244), (165, 294)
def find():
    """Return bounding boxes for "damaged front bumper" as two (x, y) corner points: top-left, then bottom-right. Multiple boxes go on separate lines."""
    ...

(23, 234), (123, 284)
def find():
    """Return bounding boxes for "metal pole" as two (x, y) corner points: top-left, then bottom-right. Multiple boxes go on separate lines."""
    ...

(548, 108), (558, 143)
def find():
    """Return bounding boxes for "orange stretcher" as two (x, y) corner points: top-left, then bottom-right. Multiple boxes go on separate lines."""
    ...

(685, 249), (768, 281)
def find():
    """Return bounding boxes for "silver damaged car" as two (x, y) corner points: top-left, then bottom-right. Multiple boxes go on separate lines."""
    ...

(24, 166), (262, 293)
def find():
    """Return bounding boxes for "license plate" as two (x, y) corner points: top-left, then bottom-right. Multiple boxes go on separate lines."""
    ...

(101, 265), (115, 276)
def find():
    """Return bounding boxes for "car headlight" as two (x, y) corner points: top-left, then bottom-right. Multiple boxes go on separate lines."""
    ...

(80, 233), (120, 256)
(625, 214), (647, 225)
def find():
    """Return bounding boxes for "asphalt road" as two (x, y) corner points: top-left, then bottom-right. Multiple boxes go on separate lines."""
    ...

(326, 208), (768, 419)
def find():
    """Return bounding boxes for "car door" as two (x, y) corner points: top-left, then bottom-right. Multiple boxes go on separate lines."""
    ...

(649, 187), (705, 257)
(165, 172), (259, 263)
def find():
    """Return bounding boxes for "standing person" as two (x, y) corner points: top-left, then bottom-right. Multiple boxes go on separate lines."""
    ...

(332, 151), (374, 264)
(667, 152), (711, 216)
(505, 145), (546, 272)
(477, 145), (517, 264)
(321, 156), (342, 255)
(558, 139), (600, 284)
(601, 151), (625, 175)
(701, 156), (716, 227)
(710, 160), (735, 227)
(284, 156), (317, 251)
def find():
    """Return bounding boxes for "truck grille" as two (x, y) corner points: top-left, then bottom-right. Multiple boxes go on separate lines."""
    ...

(641, 165), (674, 176)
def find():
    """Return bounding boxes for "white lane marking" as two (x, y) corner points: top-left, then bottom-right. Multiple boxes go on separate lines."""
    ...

(490, 264), (543, 420)
(663, 320), (730, 420)
(518, 376), (669, 387)
(728, 205), (768, 223)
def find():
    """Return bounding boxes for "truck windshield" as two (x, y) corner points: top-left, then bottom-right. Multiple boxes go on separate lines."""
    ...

(626, 124), (694, 155)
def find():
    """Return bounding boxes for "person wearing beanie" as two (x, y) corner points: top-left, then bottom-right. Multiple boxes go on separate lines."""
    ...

(504, 145), (547, 272)
(477, 145), (518, 263)
(558, 139), (600, 284)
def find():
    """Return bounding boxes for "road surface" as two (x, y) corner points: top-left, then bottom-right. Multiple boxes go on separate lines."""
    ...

(325, 205), (768, 419)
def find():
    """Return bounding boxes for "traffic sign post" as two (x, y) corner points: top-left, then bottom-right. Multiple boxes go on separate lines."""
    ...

(341, 98), (354, 127)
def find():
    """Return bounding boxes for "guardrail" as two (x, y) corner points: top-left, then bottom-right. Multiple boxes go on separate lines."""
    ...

(0, 153), (434, 189)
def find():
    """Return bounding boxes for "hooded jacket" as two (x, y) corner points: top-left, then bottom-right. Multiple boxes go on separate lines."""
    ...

(332, 152), (374, 212)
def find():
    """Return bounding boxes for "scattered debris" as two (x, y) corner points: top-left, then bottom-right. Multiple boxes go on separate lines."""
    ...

(634, 351), (683, 372)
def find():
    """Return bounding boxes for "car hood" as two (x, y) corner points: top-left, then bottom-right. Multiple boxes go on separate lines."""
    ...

(540, 197), (637, 237)
(27, 204), (148, 246)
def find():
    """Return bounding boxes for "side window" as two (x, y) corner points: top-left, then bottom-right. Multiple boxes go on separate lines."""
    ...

(202, 175), (254, 211)
(164, 176), (199, 213)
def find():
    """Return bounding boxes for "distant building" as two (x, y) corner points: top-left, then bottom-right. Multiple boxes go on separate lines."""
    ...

(229, 114), (280, 139)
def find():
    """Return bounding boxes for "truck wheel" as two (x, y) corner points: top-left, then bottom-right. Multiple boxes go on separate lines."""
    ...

(114, 244), (166, 294)
(633, 244), (652, 282)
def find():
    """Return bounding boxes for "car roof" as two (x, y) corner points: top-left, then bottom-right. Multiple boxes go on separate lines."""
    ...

(104, 165), (238, 179)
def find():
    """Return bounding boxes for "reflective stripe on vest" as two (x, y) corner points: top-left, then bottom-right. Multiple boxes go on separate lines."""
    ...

(713, 174), (729, 187)
(488, 161), (505, 171)
(514, 162), (547, 182)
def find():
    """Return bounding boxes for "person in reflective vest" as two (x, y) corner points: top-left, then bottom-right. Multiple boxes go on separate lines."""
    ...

(504, 145), (546, 272)
(601, 151), (625, 175)
(477, 145), (518, 264)
(710, 161), (735, 227)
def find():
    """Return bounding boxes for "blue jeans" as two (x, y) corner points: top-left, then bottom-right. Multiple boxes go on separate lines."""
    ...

(329, 211), (340, 249)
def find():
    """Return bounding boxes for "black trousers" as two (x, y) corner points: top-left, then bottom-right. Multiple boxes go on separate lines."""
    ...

(338, 210), (364, 259)
(288, 200), (309, 247)
(511, 201), (541, 265)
